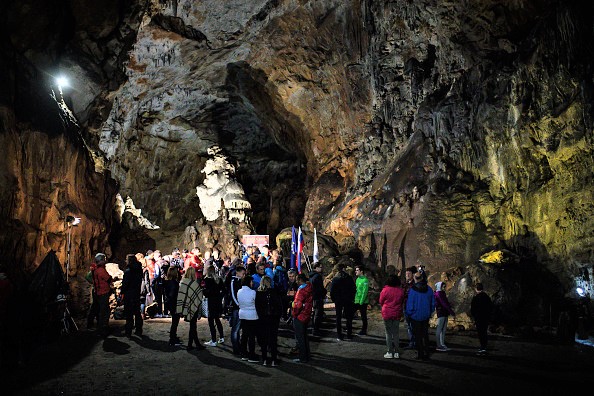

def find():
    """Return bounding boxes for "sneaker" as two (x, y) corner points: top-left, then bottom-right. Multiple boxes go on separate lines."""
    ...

(477, 348), (487, 355)
(155, 314), (163, 318)
(394, 353), (400, 359)
(384, 352), (394, 359)
(336, 338), (343, 342)
(218, 337), (225, 344)
(358, 331), (367, 336)
(241, 357), (248, 361)
(292, 358), (304, 363)
(271, 361), (278, 367)
(436, 347), (448, 352)
(262, 361), (268, 366)
(247, 358), (259, 363)
(204, 340), (217, 347)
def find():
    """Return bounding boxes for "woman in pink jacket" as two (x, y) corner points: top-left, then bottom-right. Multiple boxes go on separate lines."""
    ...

(379, 275), (405, 359)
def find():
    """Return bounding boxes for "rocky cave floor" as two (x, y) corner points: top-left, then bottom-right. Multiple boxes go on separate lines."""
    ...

(7, 304), (594, 396)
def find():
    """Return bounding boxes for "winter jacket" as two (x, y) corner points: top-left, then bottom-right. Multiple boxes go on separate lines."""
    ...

(308, 271), (326, 300)
(330, 270), (356, 305)
(238, 286), (258, 320)
(92, 265), (112, 296)
(203, 276), (224, 317)
(355, 275), (370, 305)
(177, 278), (203, 321)
(255, 288), (283, 319)
(379, 285), (405, 321)
(122, 260), (143, 306)
(164, 279), (180, 313)
(292, 282), (313, 324)
(435, 289), (455, 318)
(405, 282), (435, 321)
(471, 291), (493, 323)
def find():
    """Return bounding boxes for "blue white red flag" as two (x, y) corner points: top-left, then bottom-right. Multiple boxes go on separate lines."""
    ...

(297, 227), (304, 273)
(290, 226), (297, 270)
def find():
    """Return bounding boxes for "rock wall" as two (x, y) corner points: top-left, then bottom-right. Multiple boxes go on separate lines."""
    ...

(1, 0), (594, 318)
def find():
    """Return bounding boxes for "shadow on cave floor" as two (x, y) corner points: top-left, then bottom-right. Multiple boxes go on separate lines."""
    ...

(6, 309), (594, 395)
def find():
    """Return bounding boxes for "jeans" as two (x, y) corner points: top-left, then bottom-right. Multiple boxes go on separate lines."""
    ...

(188, 311), (200, 347)
(259, 316), (280, 363)
(384, 319), (401, 353)
(230, 309), (241, 354)
(354, 303), (368, 333)
(411, 319), (430, 358)
(87, 291), (99, 328)
(476, 320), (489, 349)
(293, 318), (310, 361)
(208, 316), (224, 342)
(335, 302), (353, 339)
(124, 301), (143, 336)
(405, 316), (415, 347)
(435, 316), (449, 348)
(97, 293), (110, 337)
(312, 299), (324, 334)
(240, 319), (257, 359)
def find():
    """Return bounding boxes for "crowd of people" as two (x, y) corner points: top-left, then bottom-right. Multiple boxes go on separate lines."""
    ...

(86, 245), (494, 365)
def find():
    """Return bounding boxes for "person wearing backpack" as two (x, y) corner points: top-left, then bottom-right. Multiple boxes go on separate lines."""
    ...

(256, 276), (283, 367)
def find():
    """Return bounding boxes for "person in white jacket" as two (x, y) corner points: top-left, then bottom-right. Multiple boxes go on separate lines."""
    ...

(238, 275), (259, 362)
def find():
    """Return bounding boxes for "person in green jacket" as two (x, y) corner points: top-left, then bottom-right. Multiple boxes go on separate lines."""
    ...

(354, 265), (369, 335)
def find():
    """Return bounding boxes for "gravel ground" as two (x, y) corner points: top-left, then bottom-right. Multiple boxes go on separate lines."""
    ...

(7, 304), (594, 395)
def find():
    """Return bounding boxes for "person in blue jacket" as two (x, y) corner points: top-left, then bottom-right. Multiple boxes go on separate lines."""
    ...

(405, 271), (435, 360)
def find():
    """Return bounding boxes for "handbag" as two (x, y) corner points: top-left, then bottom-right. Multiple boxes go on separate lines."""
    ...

(201, 297), (209, 318)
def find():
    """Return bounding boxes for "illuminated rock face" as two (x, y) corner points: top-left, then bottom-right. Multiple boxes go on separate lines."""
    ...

(1, 0), (594, 315)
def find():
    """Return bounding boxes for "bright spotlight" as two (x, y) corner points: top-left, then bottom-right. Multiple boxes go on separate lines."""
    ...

(56, 76), (69, 88)
(576, 287), (586, 297)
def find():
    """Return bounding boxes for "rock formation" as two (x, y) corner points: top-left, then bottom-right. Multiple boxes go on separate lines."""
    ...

(1, 0), (593, 323)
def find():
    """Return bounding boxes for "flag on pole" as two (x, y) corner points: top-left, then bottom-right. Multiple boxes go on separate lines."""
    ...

(297, 227), (304, 273)
(313, 228), (319, 263)
(290, 226), (297, 270)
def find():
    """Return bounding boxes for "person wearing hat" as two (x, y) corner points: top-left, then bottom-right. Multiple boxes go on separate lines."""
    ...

(92, 253), (112, 338)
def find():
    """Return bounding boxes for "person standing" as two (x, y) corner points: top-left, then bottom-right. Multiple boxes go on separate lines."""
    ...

(92, 253), (112, 338)
(308, 262), (325, 336)
(255, 276), (283, 366)
(434, 281), (455, 351)
(403, 266), (416, 348)
(228, 265), (246, 356)
(353, 265), (369, 336)
(238, 275), (259, 362)
(471, 282), (493, 355)
(121, 254), (143, 337)
(203, 266), (225, 347)
(292, 273), (313, 363)
(164, 267), (181, 346)
(379, 275), (405, 359)
(177, 267), (206, 351)
(85, 261), (99, 329)
(330, 264), (356, 341)
(405, 271), (435, 360)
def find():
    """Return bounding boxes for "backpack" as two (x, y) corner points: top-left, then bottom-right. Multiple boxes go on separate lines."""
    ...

(273, 268), (288, 293)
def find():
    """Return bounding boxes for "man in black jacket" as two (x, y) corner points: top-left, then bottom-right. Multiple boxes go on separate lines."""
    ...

(471, 282), (493, 355)
(308, 263), (326, 336)
(330, 264), (356, 341)
(122, 254), (143, 337)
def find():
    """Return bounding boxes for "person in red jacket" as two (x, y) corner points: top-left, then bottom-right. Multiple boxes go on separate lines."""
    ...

(379, 275), (406, 359)
(292, 273), (313, 363)
(92, 253), (113, 338)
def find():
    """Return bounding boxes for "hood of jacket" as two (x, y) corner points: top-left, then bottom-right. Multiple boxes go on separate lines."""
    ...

(412, 281), (429, 293)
